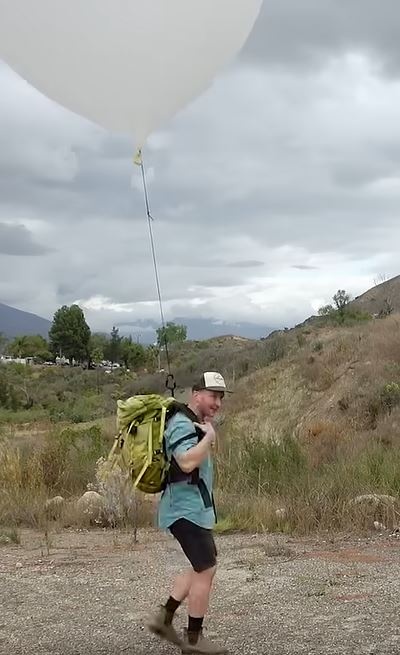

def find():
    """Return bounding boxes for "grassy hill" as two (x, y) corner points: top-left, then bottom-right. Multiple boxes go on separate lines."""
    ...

(1, 306), (400, 535)
(216, 313), (400, 531)
(350, 275), (400, 316)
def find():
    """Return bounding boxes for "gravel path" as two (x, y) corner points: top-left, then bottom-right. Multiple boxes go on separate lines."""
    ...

(1, 528), (399, 655)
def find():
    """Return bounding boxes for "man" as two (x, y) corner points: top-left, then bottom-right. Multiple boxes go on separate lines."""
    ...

(147, 372), (230, 654)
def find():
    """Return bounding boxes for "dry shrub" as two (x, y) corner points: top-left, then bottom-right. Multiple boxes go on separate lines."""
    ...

(0, 424), (110, 528)
(300, 355), (335, 391)
(300, 332), (362, 393)
(0, 438), (156, 530)
(215, 491), (279, 533)
(57, 493), (155, 531)
(323, 334), (361, 368)
(86, 457), (157, 529)
(0, 527), (21, 546)
(367, 315), (400, 364)
(0, 443), (52, 527)
(373, 406), (400, 448)
(352, 378), (400, 430)
(305, 421), (345, 468)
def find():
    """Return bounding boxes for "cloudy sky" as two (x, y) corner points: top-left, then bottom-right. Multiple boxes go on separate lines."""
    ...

(1, 0), (400, 333)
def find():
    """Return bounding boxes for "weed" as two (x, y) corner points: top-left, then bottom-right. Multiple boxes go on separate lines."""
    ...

(263, 541), (295, 558)
(0, 527), (21, 546)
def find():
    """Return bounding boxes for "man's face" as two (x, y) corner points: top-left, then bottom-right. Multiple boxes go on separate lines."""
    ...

(195, 389), (224, 420)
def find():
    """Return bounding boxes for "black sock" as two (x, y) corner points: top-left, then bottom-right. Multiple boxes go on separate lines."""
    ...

(164, 596), (181, 624)
(188, 616), (204, 644)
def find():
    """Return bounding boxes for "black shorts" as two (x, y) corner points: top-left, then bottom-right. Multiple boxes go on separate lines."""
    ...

(169, 518), (217, 573)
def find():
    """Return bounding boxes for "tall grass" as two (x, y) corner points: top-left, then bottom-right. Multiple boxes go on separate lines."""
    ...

(0, 424), (111, 527)
(0, 420), (159, 532)
(1, 423), (399, 534)
(215, 432), (400, 534)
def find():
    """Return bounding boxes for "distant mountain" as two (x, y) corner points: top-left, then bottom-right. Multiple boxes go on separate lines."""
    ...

(176, 317), (273, 341)
(117, 316), (274, 343)
(0, 302), (274, 343)
(0, 303), (51, 339)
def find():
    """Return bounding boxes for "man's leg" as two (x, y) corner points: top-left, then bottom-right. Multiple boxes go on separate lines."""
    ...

(170, 520), (227, 654)
(185, 565), (216, 647)
(147, 563), (192, 644)
(147, 537), (194, 644)
(160, 569), (193, 627)
(188, 565), (216, 616)
(162, 562), (216, 640)
(171, 568), (193, 604)
(148, 520), (227, 652)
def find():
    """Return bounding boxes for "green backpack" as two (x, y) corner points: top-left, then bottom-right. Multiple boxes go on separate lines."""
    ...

(106, 394), (178, 494)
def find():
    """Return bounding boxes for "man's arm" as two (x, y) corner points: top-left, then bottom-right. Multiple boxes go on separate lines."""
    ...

(170, 421), (215, 474)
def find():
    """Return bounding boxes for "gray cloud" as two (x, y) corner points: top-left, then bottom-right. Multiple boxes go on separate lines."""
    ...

(228, 260), (264, 269)
(1, 3), (400, 330)
(246, 0), (400, 73)
(0, 222), (51, 256)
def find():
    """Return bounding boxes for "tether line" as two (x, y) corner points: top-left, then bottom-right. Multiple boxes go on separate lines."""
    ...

(136, 150), (175, 395)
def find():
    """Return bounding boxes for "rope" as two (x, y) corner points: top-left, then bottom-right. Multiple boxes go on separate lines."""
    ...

(135, 149), (176, 397)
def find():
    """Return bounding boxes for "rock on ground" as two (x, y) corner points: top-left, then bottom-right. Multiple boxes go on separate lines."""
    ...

(76, 491), (104, 522)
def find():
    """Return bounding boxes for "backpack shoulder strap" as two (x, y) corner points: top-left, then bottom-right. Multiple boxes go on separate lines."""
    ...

(166, 401), (197, 421)
(164, 402), (216, 519)
(166, 402), (204, 438)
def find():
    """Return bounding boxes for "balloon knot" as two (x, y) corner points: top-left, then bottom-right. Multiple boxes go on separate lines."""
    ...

(134, 148), (143, 166)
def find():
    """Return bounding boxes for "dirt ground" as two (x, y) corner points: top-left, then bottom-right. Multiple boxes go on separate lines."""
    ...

(1, 527), (399, 655)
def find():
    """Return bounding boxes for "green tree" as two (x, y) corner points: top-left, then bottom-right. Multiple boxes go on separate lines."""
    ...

(146, 344), (160, 373)
(0, 332), (7, 355)
(91, 347), (104, 367)
(89, 333), (109, 362)
(0, 373), (8, 407)
(318, 304), (334, 317)
(333, 289), (350, 314)
(0, 369), (33, 409)
(333, 289), (350, 323)
(8, 335), (52, 361)
(90, 347), (104, 395)
(120, 336), (146, 370)
(105, 326), (122, 364)
(156, 322), (187, 348)
(379, 297), (394, 318)
(7, 335), (28, 358)
(49, 305), (91, 363)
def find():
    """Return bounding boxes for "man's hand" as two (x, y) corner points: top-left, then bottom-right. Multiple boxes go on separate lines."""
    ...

(194, 421), (216, 447)
(174, 421), (217, 474)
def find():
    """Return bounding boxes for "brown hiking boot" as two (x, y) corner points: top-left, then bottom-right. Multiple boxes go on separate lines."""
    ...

(181, 628), (228, 654)
(147, 605), (182, 646)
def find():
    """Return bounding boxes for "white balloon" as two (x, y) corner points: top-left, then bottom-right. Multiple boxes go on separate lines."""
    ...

(0, 0), (263, 145)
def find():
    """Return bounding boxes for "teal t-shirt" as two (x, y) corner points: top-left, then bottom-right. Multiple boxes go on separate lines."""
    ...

(157, 411), (215, 531)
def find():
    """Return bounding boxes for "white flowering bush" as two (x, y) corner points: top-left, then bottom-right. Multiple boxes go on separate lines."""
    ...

(85, 457), (136, 527)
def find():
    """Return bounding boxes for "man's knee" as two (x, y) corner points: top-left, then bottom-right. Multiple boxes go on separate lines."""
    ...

(193, 563), (217, 578)
(208, 564), (217, 579)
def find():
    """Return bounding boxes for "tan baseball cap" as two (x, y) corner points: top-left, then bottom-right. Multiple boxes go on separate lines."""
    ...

(192, 371), (232, 393)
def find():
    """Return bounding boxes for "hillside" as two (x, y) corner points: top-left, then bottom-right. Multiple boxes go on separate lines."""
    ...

(350, 275), (400, 316)
(0, 303), (51, 338)
(222, 312), (400, 439)
(1, 306), (400, 534)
